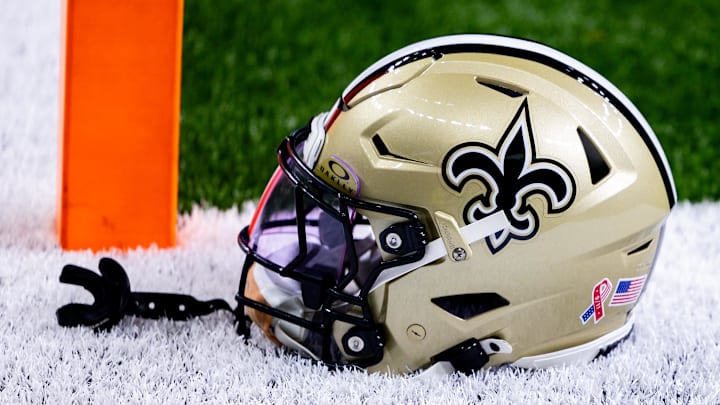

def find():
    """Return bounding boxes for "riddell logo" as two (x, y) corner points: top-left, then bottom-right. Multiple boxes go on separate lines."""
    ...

(317, 157), (359, 197)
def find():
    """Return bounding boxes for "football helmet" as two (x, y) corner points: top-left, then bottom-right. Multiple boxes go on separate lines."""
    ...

(236, 34), (676, 375)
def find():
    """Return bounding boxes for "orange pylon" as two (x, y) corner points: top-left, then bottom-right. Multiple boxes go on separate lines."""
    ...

(58, 0), (184, 250)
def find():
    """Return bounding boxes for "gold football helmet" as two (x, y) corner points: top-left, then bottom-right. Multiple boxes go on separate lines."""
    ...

(236, 34), (676, 375)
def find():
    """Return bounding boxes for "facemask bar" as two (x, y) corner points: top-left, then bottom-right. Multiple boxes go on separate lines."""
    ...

(236, 124), (428, 366)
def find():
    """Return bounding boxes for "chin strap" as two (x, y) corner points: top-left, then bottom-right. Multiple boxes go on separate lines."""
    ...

(57, 257), (237, 332)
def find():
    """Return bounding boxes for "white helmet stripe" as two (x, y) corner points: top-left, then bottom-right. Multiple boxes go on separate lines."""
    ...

(370, 210), (510, 292)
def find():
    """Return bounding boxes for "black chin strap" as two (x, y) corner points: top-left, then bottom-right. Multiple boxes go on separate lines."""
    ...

(57, 257), (237, 332)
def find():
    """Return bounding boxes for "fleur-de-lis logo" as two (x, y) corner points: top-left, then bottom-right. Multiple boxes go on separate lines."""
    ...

(442, 100), (576, 253)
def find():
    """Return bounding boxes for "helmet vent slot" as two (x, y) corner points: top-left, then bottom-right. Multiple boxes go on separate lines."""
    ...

(627, 240), (653, 256)
(476, 79), (526, 98)
(431, 293), (510, 320)
(577, 127), (611, 185)
(371, 134), (426, 164)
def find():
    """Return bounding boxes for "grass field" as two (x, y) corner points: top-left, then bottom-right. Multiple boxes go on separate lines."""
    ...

(179, 0), (719, 212)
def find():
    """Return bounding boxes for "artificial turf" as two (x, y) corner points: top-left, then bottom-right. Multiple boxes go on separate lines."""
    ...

(179, 0), (719, 212)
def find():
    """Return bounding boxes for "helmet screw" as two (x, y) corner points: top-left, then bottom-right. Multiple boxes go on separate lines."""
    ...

(347, 336), (365, 353)
(385, 232), (403, 250)
(406, 324), (427, 341)
(452, 247), (467, 261)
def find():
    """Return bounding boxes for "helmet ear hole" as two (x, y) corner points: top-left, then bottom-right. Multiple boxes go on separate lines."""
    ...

(431, 293), (510, 320)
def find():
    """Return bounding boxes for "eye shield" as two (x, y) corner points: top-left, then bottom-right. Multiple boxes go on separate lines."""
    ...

(236, 123), (428, 331)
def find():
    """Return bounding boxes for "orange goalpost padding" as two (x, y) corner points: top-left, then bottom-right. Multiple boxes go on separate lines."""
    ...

(58, 0), (184, 250)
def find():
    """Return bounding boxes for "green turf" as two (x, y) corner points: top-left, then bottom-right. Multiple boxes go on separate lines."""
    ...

(179, 0), (719, 212)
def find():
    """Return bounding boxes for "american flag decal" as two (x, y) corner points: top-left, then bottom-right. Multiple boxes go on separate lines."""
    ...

(609, 275), (647, 306)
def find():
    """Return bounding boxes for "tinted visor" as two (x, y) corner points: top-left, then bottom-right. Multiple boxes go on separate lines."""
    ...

(236, 125), (428, 366)
(240, 125), (426, 305)
(246, 166), (375, 297)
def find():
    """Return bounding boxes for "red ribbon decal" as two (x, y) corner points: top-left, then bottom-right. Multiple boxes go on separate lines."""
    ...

(592, 278), (612, 323)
